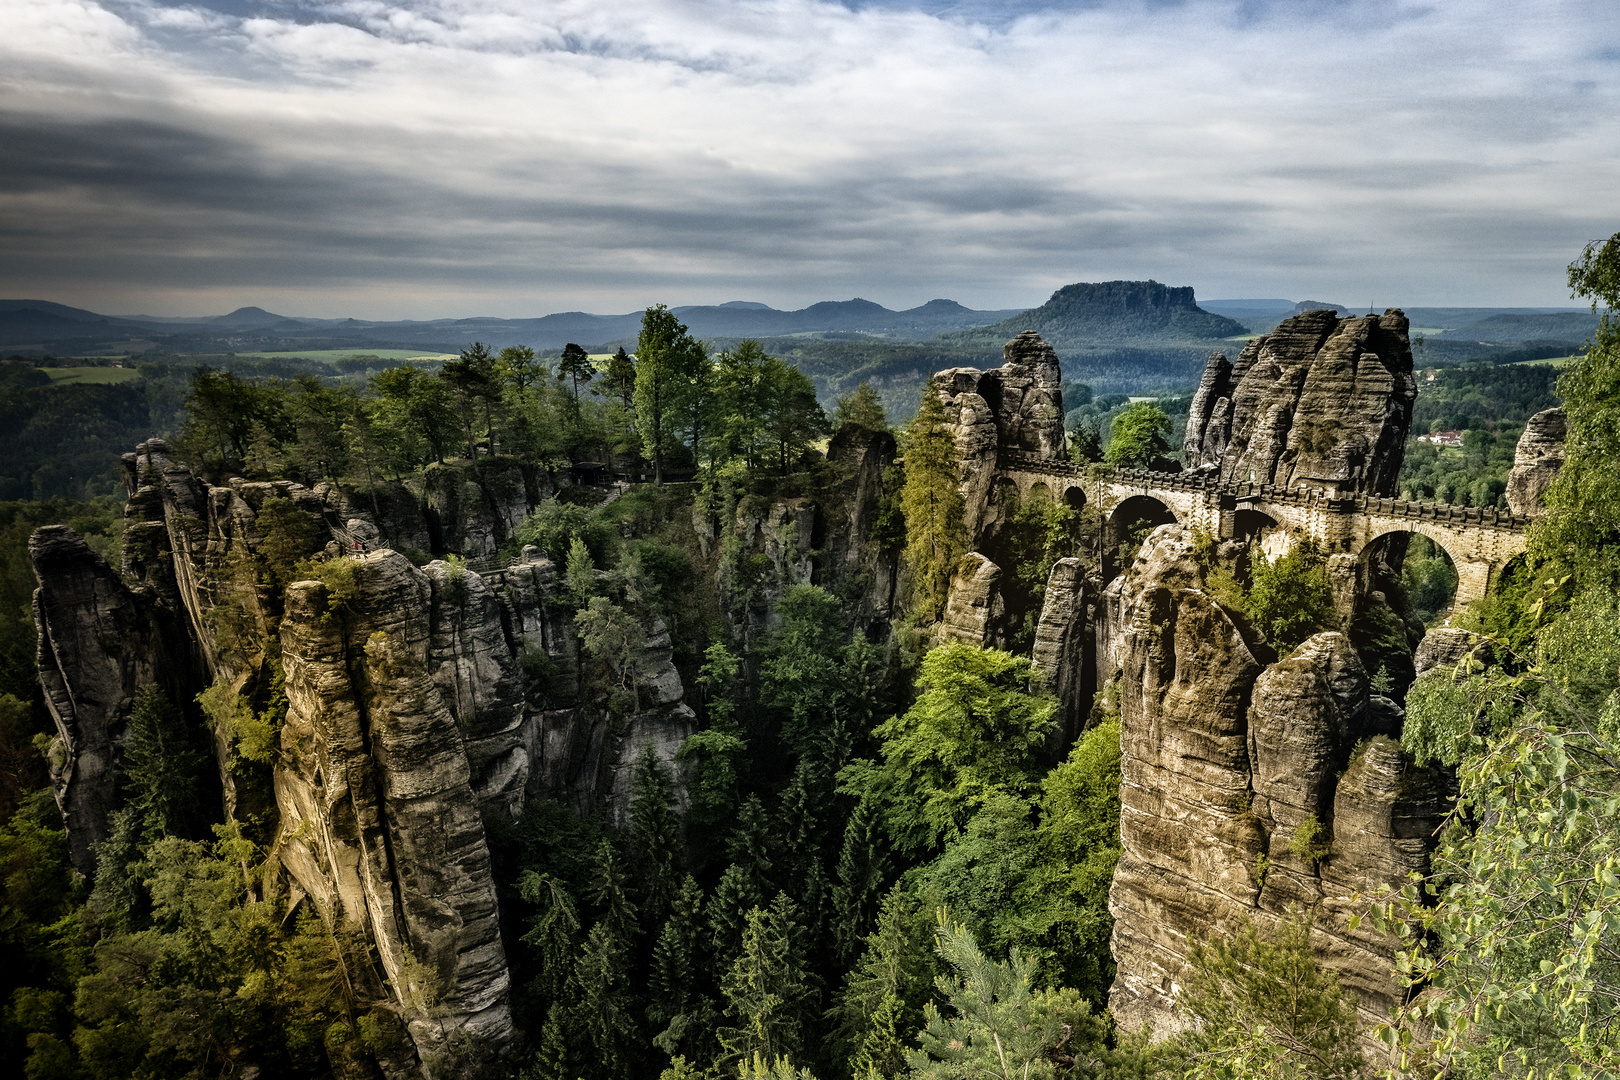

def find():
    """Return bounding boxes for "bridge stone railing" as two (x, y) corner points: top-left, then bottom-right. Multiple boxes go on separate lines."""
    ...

(996, 450), (1531, 535)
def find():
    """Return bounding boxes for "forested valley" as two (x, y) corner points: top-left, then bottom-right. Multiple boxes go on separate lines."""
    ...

(0, 242), (1617, 1080)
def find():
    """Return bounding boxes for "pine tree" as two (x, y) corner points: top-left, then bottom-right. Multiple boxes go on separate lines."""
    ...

(519, 871), (582, 1006)
(634, 304), (706, 484)
(650, 875), (717, 1062)
(123, 684), (207, 841)
(573, 921), (641, 1079)
(522, 1001), (577, 1080)
(833, 884), (936, 1077)
(588, 839), (638, 944)
(833, 381), (890, 434)
(709, 862), (762, 968)
(716, 895), (813, 1067)
(849, 992), (909, 1080)
(727, 795), (775, 902)
(900, 385), (968, 619)
(830, 798), (891, 966)
(629, 748), (681, 935)
(906, 914), (1106, 1080)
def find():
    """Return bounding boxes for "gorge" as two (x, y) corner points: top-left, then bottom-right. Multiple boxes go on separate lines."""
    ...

(22, 308), (1564, 1078)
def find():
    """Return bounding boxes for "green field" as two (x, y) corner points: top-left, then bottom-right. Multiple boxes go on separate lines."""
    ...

(232, 349), (456, 362)
(44, 366), (144, 385)
(1515, 354), (1581, 368)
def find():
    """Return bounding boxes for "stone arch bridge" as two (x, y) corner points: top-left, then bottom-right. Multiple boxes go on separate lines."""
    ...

(996, 451), (1531, 605)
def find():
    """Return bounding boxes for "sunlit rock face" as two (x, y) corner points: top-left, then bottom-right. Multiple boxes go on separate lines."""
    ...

(1105, 527), (1448, 1043)
(1504, 406), (1567, 516)
(934, 330), (1067, 542)
(1183, 308), (1417, 495)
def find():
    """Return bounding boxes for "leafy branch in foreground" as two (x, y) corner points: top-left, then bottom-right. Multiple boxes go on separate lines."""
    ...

(1370, 630), (1620, 1080)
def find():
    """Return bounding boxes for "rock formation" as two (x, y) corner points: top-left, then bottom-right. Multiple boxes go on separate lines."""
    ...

(1183, 309), (1418, 495)
(28, 440), (713, 1078)
(940, 553), (1003, 646)
(275, 553), (514, 1068)
(1032, 558), (1093, 744)
(1504, 406), (1567, 516)
(1106, 526), (1448, 1039)
(934, 330), (1066, 542)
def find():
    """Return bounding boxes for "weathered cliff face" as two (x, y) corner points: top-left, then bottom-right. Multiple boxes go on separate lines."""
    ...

(1032, 557), (1094, 745)
(1105, 527), (1447, 1040)
(30, 441), (707, 1078)
(934, 330), (1067, 542)
(1505, 406), (1567, 517)
(30, 526), (187, 872)
(1183, 309), (1417, 495)
(275, 554), (514, 1073)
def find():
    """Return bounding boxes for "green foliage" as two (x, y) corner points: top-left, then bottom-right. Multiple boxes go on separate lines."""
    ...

(197, 676), (279, 766)
(566, 535), (599, 608)
(1286, 815), (1332, 870)
(291, 554), (361, 623)
(717, 894), (813, 1069)
(833, 382), (891, 434)
(1535, 228), (1620, 588)
(832, 883), (936, 1079)
(1103, 401), (1172, 468)
(1247, 539), (1335, 653)
(899, 388), (968, 620)
(636, 305), (709, 483)
(842, 643), (1056, 859)
(123, 685), (207, 840)
(576, 597), (646, 715)
(1177, 911), (1366, 1080)
(906, 914), (1106, 1080)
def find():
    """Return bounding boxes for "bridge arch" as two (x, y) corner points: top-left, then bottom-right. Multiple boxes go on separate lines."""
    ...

(1359, 529), (1460, 625)
(1107, 494), (1178, 576)
(1062, 485), (1086, 511)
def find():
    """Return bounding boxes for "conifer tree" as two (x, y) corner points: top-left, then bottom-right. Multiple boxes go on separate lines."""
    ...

(710, 862), (763, 968)
(833, 884), (936, 1077)
(588, 839), (638, 944)
(123, 684), (206, 841)
(572, 921), (641, 1079)
(650, 875), (716, 1062)
(833, 381), (890, 434)
(900, 385), (968, 619)
(629, 748), (682, 936)
(830, 798), (891, 966)
(716, 895), (813, 1068)
(519, 871), (582, 1007)
(727, 795), (775, 901)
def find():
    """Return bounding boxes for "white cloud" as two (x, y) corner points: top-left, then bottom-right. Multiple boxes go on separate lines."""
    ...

(0, 0), (1616, 317)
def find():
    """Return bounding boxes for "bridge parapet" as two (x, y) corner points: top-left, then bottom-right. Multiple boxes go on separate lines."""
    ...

(997, 450), (1534, 535)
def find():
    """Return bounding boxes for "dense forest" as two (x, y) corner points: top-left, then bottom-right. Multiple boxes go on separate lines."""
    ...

(0, 262), (1616, 1080)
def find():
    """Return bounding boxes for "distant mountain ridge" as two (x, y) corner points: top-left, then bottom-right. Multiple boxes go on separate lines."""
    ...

(0, 296), (1025, 353)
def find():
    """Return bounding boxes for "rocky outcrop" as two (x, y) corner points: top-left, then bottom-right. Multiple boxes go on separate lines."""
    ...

(1106, 528), (1447, 1040)
(275, 554), (514, 1073)
(1413, 626), (1492, 677)
(819, 424), (903, 632)
(940, 553), (1003, 647)
(1504, 407), (1567, 516)
(1182, 309), (1417, 495)
(1032, 558), (1093, 743)
(934, 331), (1067, 542)
(30, 526), (189, 872)
(33, 438), (705, 1078)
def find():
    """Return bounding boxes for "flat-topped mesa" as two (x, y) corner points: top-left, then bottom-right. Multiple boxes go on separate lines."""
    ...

(1183, 309), (1417, 496)
(934, 330), (1066, 540)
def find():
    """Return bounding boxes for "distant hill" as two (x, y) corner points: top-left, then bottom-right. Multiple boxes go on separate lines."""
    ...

(1443, 312), (1600, 343)
(943, 280), (1247, 350)
(0, 297), (1024, 354)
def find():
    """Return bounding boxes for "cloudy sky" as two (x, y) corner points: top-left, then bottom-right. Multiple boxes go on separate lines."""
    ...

(2, 0), (1617, 318)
